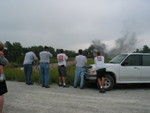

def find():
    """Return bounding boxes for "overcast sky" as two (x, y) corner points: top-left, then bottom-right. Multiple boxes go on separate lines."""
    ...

(0, 0), (150, 52)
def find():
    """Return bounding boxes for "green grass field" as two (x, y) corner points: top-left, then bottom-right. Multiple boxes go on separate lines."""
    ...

(4, 58), (110, 85)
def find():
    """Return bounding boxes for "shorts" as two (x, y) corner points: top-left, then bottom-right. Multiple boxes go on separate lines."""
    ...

(96, 68), (106, 78)
(58, 65), (67, 77)
(0, 80), (8, 95)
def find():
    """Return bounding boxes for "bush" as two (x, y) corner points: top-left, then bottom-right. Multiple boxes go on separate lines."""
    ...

(4, 65), (75, 85)
(4, 67), (24, 82)
(4, 58), (106, 85)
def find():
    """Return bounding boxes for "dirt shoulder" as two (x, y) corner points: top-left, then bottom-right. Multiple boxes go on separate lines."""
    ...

(4, 81), (150, 113)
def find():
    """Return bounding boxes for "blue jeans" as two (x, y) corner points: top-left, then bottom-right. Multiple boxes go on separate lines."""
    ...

(40, 63), (50, 86)
(24, 64), (33, 84)
(74, 67), (85, 88)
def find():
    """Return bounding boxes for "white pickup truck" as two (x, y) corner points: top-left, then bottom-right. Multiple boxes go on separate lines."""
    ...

(84, 53), (150, 90)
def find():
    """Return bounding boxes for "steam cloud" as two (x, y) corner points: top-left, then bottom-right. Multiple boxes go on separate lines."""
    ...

(91, 39), (106, 54)
(90, 32), (137, 58)
(109, 32), (137, 58)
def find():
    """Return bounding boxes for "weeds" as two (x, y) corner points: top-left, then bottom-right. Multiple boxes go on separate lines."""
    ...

(4, 58), (109, 85)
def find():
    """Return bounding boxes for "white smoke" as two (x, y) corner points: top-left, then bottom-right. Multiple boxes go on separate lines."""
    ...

(89, 32), (137, 58)
(109, 32), (137, 58)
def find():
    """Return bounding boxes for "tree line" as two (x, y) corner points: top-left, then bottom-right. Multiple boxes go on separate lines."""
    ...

(2, 41), (150, 64)
(134, 45), (150, 53)
(3, 41), (77, 64)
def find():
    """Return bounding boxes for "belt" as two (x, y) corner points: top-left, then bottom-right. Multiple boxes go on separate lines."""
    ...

(40, 62), (49, 64)
(77, 66), (85, 68)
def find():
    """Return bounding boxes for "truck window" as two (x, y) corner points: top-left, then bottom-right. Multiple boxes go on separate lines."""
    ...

(122, 55), (141, 66)
(142, 55), (150, 66)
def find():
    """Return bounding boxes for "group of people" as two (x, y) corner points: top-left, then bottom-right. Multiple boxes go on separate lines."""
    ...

(23, 46), (52, 88)
(23, 47), (87, 89)
(74, 50), (106, 93)
(0, 43), (106, 113)
(23, 46), (106, 93)
(23, 46), (69, 88)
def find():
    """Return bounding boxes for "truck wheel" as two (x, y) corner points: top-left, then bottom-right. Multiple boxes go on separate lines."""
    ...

(104, 74), (115, 91)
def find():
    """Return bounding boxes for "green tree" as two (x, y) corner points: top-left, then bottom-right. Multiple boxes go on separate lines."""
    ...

(5, 41), (23, 63)
(142, 45), (150, 53)
(134, 45), (150, 53)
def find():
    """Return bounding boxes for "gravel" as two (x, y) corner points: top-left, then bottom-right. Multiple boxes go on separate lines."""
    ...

(4, 81), (150, 113)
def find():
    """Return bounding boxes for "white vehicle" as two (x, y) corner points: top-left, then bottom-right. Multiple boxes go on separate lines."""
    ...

(84, 53), (150, 90)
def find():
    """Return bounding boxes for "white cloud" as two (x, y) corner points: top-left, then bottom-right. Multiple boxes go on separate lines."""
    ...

(0, 0), (150, 51)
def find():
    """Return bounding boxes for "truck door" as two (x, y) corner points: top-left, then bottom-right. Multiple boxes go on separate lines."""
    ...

(141, 55), (150, 82)
(119, 55), (141, 82)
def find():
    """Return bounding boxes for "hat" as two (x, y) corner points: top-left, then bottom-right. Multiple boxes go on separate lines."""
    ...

(60, 49), (64, 53)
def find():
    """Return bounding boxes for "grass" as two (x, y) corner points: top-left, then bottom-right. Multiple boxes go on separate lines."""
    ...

(4, 58), (111, 85)
(4, 65), (75, 85)
(4, 67), (24, 82)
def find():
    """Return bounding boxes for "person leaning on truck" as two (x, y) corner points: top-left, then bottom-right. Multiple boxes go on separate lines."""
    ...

(94, 52), (106, 93)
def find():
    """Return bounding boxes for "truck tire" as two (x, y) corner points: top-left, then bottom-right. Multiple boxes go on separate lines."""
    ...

(104, 74), (115, 91)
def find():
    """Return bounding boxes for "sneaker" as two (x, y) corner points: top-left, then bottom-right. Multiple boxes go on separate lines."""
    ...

(29, 83), (33, 85)
(63, 85), (69, 88)
(25, 82), (28, 84)
(42, 85), (45, 87)
(80, 87), (84, 89)
(45, 85), (50, 88)
(74, 86), (77, 88)
(58, 83), (62, 87)
(26, 83), (33, 85)
(99, 88), (105, 93)
(101, 88), (106, 93)
(99, 88), (103, 93)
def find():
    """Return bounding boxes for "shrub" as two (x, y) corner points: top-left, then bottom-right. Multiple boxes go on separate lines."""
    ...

(4, 67), (24, 82)
(4, 66), (75, 85)
(4, 58), (107, 85)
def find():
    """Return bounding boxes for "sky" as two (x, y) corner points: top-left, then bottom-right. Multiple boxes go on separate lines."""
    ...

(0, 0), (150, 52)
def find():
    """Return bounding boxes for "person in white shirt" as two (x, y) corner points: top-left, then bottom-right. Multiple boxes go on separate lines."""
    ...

(39, 46), (53, 88)
(23, 50), (38, 85)
(74, 49), (87, 89)
(57, 49), (69, 87)
(94, 52), (106, 93)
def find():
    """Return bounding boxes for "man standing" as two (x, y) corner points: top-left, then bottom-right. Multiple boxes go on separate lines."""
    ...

(0, 42), (8, 113)
(39, 46), (53, 88)
(23, 50), (38, 85)
(94, 52), (106, 93)
(74, 49), (87, 89)
(57, 49), (69, 87)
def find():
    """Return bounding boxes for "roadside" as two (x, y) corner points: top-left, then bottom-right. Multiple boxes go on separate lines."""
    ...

(4, 81), (150, 113)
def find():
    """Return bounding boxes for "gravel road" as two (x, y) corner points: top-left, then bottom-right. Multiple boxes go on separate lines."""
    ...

(4, 81), (150, 113)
